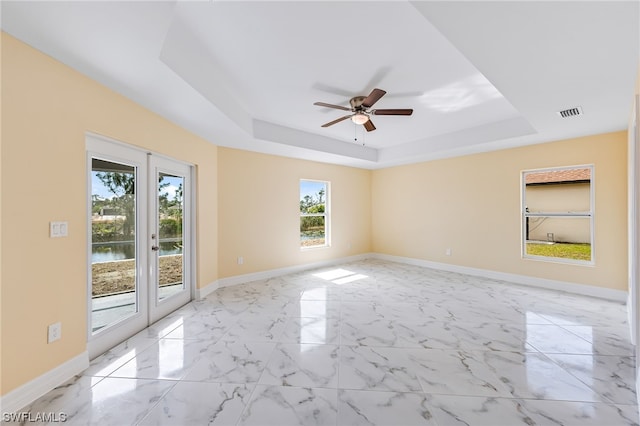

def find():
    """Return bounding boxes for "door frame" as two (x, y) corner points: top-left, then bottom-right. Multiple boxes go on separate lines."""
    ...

(86, 133), (195, 359)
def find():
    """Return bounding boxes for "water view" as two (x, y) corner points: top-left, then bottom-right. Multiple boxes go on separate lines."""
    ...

(92, 240), (182, 263)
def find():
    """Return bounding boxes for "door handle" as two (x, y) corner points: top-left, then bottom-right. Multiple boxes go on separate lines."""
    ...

(151, 245), (160, 252)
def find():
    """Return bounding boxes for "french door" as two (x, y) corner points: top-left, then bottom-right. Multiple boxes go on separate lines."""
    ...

(148, 155), (192, 323)
(87, 135), (193, 358)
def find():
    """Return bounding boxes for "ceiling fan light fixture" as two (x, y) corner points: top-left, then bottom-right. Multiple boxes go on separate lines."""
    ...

(351, 112), (369, 125)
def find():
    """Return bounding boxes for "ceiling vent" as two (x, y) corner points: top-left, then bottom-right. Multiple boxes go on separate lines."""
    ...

(557, 106), (583, 118)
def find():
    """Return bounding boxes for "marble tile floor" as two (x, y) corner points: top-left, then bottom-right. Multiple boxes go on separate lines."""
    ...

(15, 259), (639, 425)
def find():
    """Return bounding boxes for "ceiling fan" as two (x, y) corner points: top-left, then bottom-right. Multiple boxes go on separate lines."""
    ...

(313, 88), (413, 132)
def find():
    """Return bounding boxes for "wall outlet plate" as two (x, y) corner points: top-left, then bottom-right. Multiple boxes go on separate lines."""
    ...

(48, 322), (61, 343)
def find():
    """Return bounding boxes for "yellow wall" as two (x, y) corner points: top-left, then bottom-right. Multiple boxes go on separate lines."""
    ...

(372, 131), (628, 291)
(217, 147), (371, 278)
(1, 33), (219, 395)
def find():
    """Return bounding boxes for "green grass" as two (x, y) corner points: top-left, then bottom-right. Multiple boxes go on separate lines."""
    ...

(526, 242), (591, 261)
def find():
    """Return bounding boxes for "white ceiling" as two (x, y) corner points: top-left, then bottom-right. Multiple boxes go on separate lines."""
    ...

(2, 1), (638, 169)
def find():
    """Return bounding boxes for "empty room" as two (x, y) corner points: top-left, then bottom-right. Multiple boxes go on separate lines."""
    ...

(1, 1), (640, 425)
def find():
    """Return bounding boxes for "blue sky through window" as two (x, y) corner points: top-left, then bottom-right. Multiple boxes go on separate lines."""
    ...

(300, 180), (326, 203)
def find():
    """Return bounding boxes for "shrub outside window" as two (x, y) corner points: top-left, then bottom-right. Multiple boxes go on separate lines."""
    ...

(522, 165), (594, 264)
(300, 180), (329, 248)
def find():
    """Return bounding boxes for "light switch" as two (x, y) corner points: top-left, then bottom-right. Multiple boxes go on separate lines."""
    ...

(50, 221), (68, 238)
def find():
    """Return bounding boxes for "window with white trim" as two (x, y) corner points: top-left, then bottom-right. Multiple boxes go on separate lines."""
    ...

(300, 180), (329, 248)
(522, 165), (594, 264)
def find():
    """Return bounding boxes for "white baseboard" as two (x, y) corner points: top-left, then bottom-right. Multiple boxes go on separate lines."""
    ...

(201, 253), (371, 295)
(637, 369), (640, 409)
(371, 253), (628, 302)
(628, 293), (637, 345)
(198, 252), (628, 302)
(195, 280), (219, 299)
(0, 351), (89, 414)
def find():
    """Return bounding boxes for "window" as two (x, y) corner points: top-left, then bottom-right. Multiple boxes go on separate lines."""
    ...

(300, 180), (329, 248)
(522, 165), (593, 264)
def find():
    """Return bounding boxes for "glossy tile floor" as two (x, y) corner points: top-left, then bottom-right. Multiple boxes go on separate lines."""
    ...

(21, 260), (639, 425)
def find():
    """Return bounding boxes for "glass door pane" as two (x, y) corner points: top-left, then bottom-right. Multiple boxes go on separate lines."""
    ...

(156, 172), (185, 301)
(90, 158), (138, 332)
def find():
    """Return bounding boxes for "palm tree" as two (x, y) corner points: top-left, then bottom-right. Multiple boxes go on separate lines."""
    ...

(318, 188), (325, 204)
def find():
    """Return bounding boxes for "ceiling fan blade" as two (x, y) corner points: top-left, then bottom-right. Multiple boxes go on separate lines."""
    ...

(372, 109), (413, 116)
(314, 102), (351, 112)
(321, 115), (352, 127)
(312, 83), (354, 98)
(361, 67), (392, 94)
(363, 119), (376, 132)
(362, 88), (386, 108)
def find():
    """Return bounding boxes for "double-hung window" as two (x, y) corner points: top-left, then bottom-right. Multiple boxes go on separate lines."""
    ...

(522, 165), (594, 264)
(300, 180), (329, 248)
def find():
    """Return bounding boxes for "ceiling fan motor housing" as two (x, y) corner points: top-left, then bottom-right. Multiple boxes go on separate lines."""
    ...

(350, 96), (367, 110)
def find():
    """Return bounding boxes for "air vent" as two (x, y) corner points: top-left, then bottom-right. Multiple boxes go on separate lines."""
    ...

(557, 106), (583, 118)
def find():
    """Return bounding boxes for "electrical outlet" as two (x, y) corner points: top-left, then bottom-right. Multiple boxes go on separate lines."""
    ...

(48, 322), (61, 343)
(237, 256), (244, 265)
(445, 248), (452, 256)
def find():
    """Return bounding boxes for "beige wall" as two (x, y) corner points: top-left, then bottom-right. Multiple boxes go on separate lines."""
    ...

(217, 147), (371, 278)
(372, 131), (628, 291)
(1, 33), (219, 395)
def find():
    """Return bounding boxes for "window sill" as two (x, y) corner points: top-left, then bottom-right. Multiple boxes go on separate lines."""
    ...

(522, 254), (595, 267)
(300, 244), (330, 251)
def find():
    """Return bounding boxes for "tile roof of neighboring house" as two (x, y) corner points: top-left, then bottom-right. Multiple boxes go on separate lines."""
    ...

(525, 168), (591, 185)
